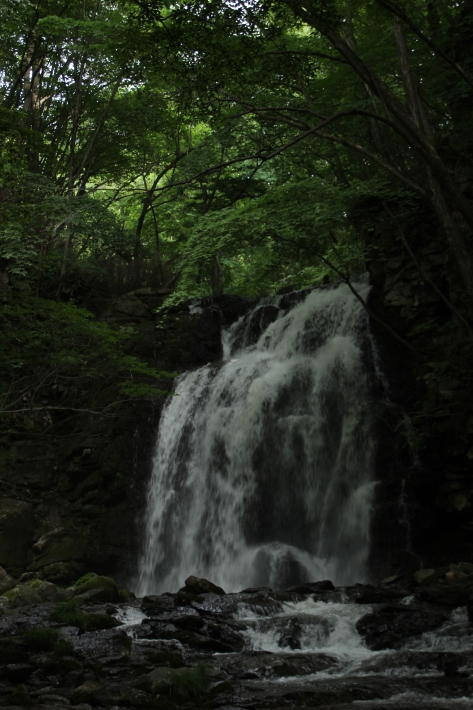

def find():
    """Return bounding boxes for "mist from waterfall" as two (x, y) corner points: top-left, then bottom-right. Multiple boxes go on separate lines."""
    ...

(137, 279), (383, 595)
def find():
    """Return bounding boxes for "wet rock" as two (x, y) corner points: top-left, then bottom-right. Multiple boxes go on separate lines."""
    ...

(356, 604), (447, 650)
(183, 575), (226, 596)
(354, 585), (408, 604)
(191, 593), (238, 616)
(287, 580), (335, 593)
(236, 593), (283, 616)
(73, 627), (131, 660)
(419, 582), (471, 606)
(140, 593), (176, 615)
(204, 621), (245, 651)
(135, 620), (178, 639)
(279, 619), (302, 650)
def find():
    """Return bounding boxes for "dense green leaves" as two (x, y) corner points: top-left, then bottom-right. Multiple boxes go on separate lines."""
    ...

(1, 0), (473, 416)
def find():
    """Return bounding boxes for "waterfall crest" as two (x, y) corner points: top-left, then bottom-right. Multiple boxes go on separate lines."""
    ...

(137, 279), (383, 595)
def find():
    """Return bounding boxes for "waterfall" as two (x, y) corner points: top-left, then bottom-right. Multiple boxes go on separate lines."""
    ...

(137, 279), (383, 595)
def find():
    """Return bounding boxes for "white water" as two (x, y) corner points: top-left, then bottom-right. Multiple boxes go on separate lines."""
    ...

(137, 280), (383, 595)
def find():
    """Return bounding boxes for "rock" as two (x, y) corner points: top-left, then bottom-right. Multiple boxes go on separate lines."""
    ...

(72, 572), (119, 602)
(356, 605), (447, 650)
(9, 683), (32, 707)
(71, 681), (103, 704)
(0, 566), (17, 595)
(354, 586), (408, 604)
(3, 585), (41, 608)
(0, 499), (34, 575)
(287, 580), (335, 593)
(2, 580), (65, 608)
(191, 592), (238, 615)
(381, 575), (400, 584)
(419, 582), (471, 607)
(183, 575), (226, 595)
(413, 569), (436, 584)
(41, 561), (85, 585)
(120, 688), (156, 708)
(135, 666), (173, 694)
(27, 527), (88, 575)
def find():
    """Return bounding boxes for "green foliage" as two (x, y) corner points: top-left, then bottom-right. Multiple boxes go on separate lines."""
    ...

(52, 600), (118, 631)
(52, 601), (89, 629)
(24, 627), (60, 652)
(0, 294), (174, 420)
(169, 663), (210, 699)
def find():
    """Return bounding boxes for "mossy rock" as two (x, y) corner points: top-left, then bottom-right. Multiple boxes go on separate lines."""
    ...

(10, 683), (32, 707)
(118, 588), (136, 602)
(4, 584), (41, 608)
(73, 572), (119, 602)
(5, 580), (65, 608)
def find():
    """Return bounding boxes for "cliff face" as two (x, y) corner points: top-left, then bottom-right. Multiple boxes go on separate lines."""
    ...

(366, 215), (473, 569)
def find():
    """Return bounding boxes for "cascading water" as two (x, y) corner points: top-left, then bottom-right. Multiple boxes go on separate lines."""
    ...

(137, 278), (384, 595)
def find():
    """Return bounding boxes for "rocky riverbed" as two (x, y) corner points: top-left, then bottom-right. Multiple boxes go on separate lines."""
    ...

(1, 567), (473, 709)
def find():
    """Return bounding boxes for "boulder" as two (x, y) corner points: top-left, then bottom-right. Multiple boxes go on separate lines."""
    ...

(71, 681), (104, 704)
(136, 666), (173, 694)
(413, 569), (436, 584)
(72, 572), (119, 602)
(2, 580), (65, 608)
(356, 604), (447, 650)
(183, 575), (225, 596)
(0, 566), (16, 595)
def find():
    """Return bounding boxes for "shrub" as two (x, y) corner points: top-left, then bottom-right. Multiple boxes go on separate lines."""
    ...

(169, 663), (210, 699)
(52, 600), (89, 629)
(24, 627), (60, 652)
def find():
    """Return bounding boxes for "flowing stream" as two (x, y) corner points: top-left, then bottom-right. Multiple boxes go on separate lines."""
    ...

(137, 279), (384, 595)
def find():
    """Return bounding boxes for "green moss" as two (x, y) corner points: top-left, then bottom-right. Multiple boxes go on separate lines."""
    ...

(27, 578), (42, 589)
(72, 572), (118, 602)
(74, 572), (115, 591)
(118, 588), (136, 602)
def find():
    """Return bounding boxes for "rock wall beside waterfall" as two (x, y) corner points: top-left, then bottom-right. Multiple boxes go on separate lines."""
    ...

(0, 291), (244, 584)
(365, 215), (473, 570)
